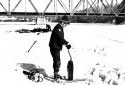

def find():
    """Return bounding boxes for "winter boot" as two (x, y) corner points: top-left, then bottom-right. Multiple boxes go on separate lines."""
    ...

(54, 72), (63, 79)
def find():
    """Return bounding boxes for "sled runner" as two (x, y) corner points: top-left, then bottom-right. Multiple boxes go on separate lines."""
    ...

(44, 75), (87, 83)
(22, 70), (89, 84)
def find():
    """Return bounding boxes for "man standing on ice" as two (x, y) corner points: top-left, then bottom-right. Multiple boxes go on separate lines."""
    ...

(49, 15), (71, 79)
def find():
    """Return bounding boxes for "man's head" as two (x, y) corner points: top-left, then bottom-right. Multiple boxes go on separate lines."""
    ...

(60, 15), (70, 28)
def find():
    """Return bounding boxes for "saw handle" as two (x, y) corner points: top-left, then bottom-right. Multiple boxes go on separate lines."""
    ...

(68, 49), (72, 61)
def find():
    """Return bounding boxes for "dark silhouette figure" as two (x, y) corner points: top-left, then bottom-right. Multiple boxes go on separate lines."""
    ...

(49, 15), (71, 79)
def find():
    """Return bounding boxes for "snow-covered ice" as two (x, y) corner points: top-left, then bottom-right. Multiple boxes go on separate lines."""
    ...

(1, 23), (125, 85)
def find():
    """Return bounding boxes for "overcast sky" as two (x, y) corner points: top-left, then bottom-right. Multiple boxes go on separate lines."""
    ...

(0, 0), (123, 12)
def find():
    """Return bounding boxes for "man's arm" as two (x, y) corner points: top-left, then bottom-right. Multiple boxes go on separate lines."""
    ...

(57, 30), (68, 45)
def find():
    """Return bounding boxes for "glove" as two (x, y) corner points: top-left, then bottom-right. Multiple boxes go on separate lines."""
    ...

(66, 44), (71, 49)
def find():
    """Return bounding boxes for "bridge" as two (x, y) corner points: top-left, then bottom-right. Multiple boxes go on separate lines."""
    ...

(0, 0), (125, 17)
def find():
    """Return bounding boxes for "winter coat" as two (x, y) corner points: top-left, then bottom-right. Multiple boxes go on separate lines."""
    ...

(49, 24), (68, 50)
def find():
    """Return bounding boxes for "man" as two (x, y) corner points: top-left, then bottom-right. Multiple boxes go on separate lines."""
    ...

(49, 15), (71, 79)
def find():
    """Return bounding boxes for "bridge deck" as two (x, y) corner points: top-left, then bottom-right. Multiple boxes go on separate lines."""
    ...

(0, 12), (125, 17)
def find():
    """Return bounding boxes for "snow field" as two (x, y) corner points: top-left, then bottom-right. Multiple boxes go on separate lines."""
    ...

(1, 23), (125, 85)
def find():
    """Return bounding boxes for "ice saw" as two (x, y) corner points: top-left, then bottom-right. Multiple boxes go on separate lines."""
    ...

(67, 49), (74, 80)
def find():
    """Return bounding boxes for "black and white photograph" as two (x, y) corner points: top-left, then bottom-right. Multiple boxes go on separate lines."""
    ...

(1, 0), (125, 85)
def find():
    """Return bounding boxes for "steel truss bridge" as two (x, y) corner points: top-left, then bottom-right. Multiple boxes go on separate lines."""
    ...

(0, 0), (125, 17)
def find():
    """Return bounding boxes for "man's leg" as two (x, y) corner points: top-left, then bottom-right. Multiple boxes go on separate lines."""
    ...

(50, 48), (61, 79)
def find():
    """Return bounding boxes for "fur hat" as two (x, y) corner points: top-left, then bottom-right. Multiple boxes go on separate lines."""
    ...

(60, 15), (70, 24)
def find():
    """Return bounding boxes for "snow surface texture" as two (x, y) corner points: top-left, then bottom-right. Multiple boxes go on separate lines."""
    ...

(1, 23), (125, 85)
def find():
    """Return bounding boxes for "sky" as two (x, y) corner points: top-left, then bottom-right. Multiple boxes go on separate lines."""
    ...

(0, 0), (123, 12)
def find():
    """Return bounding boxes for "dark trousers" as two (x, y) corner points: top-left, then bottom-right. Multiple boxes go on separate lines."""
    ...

(50, 48), (61, 73)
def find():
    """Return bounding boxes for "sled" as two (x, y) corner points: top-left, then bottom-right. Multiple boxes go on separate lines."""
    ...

(22, 70), (44, 82)
(16, 63), (48, 82)
(16, 63), (91, 84)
